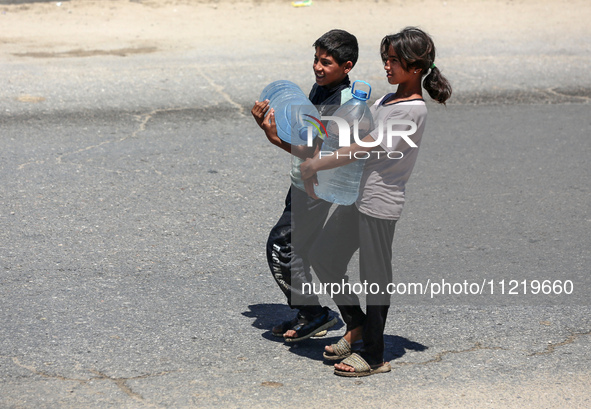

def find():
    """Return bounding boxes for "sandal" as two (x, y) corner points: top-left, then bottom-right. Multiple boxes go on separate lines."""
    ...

(323, 337), (352, 361)
(272, 315), (328, 338)
(272, 317), (298, 337)
(311, 329), (329, 338)
(284, 307), (337, 343)
(334, 353), (391, 377)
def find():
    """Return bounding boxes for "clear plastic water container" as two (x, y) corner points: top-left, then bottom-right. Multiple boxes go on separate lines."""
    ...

(259, 80), (321, 146)
(314, 81), (375, 205)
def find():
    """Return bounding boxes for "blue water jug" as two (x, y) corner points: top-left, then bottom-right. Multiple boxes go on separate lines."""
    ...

(259, 80), (321, 146)
(314, 81), (375, 205)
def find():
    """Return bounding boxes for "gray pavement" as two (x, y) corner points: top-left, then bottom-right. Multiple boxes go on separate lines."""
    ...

(1, 1), (591, 408)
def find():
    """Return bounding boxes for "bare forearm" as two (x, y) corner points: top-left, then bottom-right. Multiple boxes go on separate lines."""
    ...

(291, 144), (316, 160)
(300, 135), (375, 179)
(267, 132), (292, 154)
(265, 132), (315, 159)
(312, 146), (359, 171)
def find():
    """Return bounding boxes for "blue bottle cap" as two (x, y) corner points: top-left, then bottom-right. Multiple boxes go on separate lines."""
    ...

(352, 90), (368, 100)
(351, 80), (371, 101)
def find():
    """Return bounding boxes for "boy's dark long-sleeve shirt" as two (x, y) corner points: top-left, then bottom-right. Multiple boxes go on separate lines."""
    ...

(309, 75), (351, 117)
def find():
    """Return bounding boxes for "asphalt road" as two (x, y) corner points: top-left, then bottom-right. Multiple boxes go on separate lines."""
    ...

(1, 2), (590, 408)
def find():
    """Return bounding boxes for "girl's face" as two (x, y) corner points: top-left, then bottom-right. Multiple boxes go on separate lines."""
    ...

(382, 46), (415, 86)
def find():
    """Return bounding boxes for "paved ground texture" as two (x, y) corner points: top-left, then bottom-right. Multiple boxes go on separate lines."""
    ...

(1, 0), (590, 408)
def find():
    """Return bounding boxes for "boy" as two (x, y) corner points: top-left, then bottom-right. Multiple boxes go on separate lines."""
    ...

(251, 29), (359, 341)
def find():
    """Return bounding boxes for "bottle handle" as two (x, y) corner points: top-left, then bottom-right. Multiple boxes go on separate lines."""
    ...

(351, 80), (371, 101)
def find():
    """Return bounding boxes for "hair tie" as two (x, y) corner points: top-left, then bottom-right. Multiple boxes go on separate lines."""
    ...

(430, 63), (436, 70)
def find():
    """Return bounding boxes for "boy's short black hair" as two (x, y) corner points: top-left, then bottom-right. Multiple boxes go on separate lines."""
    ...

(313, 29), (359, 68)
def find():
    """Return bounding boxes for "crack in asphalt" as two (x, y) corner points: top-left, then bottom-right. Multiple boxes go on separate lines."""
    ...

(5, 356), (175, 406)
(394, 342), (508, 367)
(197, 67), (246, 117)
(546, 87), (591, 103)
(451, 87), (591, 105)
(394, 329), (591, 366)
(88, 369), (173, 403)
(9, 357), (91, 384)
(528, 329), (591, 356)
(2, 329), (589, 401)
(16, 107), (187, 170)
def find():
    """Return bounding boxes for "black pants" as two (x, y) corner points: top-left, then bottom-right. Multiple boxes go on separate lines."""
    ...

(266, 186), (332, 315)
(309, 205), (396, 365)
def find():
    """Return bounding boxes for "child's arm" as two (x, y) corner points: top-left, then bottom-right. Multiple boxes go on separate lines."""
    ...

(300, 134), (375, 178)
(251, 100), (315, 159)
(300, 134), (375, 198)
(252, 100), (288, 150)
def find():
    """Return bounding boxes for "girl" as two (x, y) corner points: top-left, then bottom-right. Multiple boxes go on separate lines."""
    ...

(300, 27), (452, 377)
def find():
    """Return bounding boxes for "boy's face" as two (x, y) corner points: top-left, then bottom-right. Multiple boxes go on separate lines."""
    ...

(313, 47), (352, 88)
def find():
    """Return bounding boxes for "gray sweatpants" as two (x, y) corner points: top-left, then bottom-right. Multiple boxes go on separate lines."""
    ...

(309, 204), (397, 365)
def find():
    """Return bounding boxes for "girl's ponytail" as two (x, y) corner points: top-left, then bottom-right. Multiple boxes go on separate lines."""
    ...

(423, 64), (452, 105)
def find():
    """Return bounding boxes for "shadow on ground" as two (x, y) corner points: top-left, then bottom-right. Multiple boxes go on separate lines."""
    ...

(243, 304), (428, 363)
